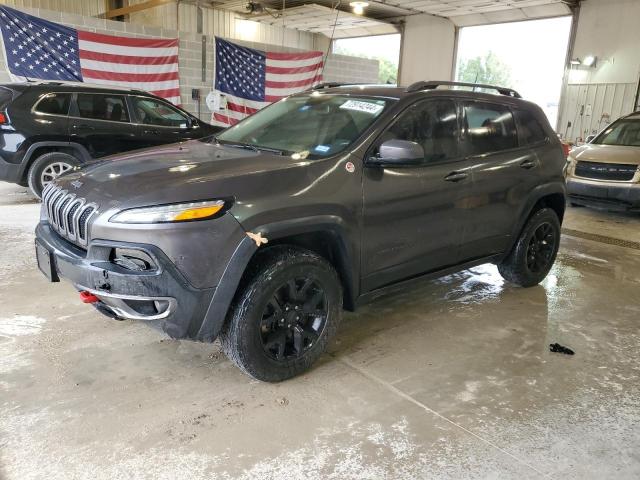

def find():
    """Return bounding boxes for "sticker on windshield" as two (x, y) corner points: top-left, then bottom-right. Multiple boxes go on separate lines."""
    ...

(314, 145), (331, 153)
(339, 100), (384, 115)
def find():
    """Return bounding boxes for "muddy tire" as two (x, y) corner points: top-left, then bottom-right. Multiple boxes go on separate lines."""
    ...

(498, 208), (561, 287)
(27, 152), (80, 198)
(220, 246), (342, 382)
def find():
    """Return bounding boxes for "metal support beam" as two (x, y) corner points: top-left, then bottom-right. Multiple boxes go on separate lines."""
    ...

(104, 0), (175, 19)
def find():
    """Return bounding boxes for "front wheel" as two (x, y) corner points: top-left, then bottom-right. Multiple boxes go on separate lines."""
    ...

(27, 152), (80, 198)
(220, 246), (342, 382)
(498, 208), (561, 287)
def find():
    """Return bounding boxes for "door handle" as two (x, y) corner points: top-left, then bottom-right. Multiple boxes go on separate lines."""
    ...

(444, 171), (468, 182)
(74, 124), (95, 131)
(520, 159), (536, 170)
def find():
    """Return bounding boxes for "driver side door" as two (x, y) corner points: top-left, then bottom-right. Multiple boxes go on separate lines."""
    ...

(361, 98), (475, 292)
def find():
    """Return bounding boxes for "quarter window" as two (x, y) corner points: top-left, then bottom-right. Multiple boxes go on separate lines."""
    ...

(76, 94), (129, 122)
(464, 102), (517, 154)
(514, 109), (547, 145)
(131, 97), (189, 128)
(374, 99), (459, 164)
(34, 93), (71, 116)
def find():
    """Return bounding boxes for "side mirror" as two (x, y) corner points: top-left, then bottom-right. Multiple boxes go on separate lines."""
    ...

(369, 139), (424, 167)
(586, 134), (596, 143)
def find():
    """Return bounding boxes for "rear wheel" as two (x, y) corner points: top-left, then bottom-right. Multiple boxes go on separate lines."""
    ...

(220, 246), (342, 382)
(27, 152), (80, 198)
(498, 208), (561, 287)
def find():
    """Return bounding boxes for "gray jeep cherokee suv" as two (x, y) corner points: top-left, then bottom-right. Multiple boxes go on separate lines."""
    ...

(35, 81), (567, 381)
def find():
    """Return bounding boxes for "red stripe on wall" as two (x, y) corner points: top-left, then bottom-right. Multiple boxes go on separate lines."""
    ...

(227, 102), (259, 115)
(265, 75), (322, 89)
(265, 63), (323, 74)
(266, 51), (323, 61)
(78, 31), (178, 48)
(79, 50), (178, 65)
(148, 88), (182, 99)
(81, 68), (179, 82)
(213, 112), (238, 125)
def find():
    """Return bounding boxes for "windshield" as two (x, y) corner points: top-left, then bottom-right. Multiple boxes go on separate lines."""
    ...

(594, 116), (640, 147)
(215, 94), (394, 158)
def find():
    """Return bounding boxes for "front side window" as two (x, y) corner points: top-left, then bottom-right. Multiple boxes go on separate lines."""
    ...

(216, 94), (394, 158)
(34, 93), (71, 116)
(373, 99), (459, 164)
(131, 97), (189, 128)
(514, 108), (547, 145)
(76, 94), (129, 122)
(594, 116), (640, 147)
(464, 102), (517, 155)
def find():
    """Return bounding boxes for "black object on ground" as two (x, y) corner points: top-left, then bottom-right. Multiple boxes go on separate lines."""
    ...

(550, 343), (575, 355)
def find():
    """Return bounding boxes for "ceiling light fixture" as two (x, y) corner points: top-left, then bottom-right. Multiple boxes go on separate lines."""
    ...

(350, 1), (369, 15)
(582, 55), (597, 67)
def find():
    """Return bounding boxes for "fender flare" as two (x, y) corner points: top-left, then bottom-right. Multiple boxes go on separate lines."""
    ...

(18, 141), (92, 179)
(196, 215), (358, 342)
(504, 181), (567, 256)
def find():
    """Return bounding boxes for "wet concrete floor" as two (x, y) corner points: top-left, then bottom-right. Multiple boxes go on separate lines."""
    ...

(1, 182), (639, 479)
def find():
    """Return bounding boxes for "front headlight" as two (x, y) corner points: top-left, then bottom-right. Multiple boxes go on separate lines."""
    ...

(109, 200), (226, 224)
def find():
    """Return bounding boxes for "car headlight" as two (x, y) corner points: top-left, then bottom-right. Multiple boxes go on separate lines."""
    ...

(109, 200), (226, 224)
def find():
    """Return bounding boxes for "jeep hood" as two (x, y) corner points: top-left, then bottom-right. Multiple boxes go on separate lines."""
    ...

(570, 144), (640, 164)
(54, 140), (310, 211)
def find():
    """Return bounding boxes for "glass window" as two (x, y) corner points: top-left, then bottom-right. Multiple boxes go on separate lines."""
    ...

(216, 94), (394, 158)
(131, 97), (189, 128)
(464, 102), (517, 154)
(373, 99), (459, 164)
(594, 117), (640, 147)
(514, 109), (547, 145)
(76, 94), (129, 122)
(34, 93), (71, 116)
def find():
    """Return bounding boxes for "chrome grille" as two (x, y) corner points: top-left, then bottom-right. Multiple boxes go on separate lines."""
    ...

(41, 183), (97, 247)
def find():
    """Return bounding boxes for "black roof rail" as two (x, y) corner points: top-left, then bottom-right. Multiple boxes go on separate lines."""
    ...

(310, 82), (362, 90)
(406, 80), (521, 98)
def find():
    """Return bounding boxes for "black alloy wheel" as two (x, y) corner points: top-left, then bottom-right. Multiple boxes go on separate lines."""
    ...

(260, 277), (327, 361)
(526, 222), (556, 274)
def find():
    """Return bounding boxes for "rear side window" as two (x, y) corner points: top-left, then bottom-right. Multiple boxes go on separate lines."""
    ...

(76, 94), (129, 122)
(514, 109), (547, 145)
(464, 102), (517, 154)
(34, 93), (71, 116)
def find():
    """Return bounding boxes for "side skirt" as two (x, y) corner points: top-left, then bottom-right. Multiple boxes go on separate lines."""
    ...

(355, 254), (503, 307)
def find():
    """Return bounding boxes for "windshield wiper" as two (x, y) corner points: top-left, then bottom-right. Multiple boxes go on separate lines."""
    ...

(218, 140), (285, 155)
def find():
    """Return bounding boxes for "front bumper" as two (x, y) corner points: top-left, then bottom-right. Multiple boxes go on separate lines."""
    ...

(566, 177), (640, 211)
(35, 222), (217, 340)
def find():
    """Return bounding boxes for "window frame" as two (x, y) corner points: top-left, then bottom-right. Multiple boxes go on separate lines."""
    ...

(128, 95), (192, 129)
(31, 92), (72, 118)
(70, 92), (132, 124)
(366, 97), (465, 167)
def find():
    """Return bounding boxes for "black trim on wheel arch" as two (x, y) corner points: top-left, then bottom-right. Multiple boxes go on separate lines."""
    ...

(19, 141), (92, 180)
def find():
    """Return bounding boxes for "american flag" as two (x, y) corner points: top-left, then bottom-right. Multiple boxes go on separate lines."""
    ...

(0, 6), (180, 104)
(212, 37), (323, 126)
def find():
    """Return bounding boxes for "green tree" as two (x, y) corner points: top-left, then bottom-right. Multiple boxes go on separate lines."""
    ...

(456, 51), (512, 87)
(378, 57), (397, 84)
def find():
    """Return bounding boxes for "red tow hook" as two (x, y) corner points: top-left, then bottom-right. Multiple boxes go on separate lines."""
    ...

(79, 291), (99, 304)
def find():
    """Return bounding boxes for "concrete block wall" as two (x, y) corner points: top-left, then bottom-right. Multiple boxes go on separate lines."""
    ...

(0, 5), (381, 120)
(323, 54), (380, 84)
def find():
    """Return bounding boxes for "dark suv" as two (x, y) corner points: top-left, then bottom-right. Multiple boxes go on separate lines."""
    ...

(0, 81), (221, 197)
(34, 81), (566, 381)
